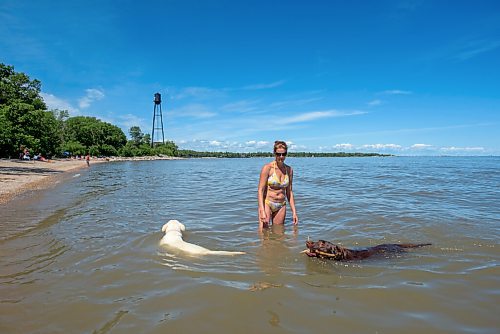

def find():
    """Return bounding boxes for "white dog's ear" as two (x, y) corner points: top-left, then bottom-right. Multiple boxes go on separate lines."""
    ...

(179, 222), (186, 231)
(162, 223), (169, 232)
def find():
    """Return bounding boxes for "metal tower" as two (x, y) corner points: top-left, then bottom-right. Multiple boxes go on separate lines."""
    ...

(151, 92), (165, 147)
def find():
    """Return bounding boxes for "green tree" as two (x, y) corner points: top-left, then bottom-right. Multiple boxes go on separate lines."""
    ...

(61, 140), (86, 156)
(129, 126), (144, 146)
(0, 64), (46, 109)
(143, 133), (151, 146)
(99, 144), (118, 156)
(64, 116), (126, 152)
(52, 109), (69, 145)
(100, 122), (127, 149)
(119, 142), (141, 157)
(0, 63), (60, 157)
(154, 141), (178, 156)
(0, 106), (13, 156)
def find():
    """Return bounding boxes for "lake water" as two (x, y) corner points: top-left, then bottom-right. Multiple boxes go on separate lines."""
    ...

(1, 157), (499, 333)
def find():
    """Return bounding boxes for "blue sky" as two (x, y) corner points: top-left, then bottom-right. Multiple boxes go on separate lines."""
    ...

(1, 0), (499, 155)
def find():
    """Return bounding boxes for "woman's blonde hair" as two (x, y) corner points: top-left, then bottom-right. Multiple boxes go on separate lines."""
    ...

(273, 140), (288, 153)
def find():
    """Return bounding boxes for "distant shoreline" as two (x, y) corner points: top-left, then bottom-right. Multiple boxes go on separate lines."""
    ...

(175, 151), (393, 158)
(106, 156), (185, 162)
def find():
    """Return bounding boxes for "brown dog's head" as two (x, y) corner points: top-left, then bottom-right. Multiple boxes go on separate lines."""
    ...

(305, 240), (345, 260)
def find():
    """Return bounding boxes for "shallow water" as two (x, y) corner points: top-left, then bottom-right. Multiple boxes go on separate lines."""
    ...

(1, 157), (499, 333)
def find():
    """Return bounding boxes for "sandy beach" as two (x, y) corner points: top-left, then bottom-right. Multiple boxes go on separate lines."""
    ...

(0, 158), (99, 205)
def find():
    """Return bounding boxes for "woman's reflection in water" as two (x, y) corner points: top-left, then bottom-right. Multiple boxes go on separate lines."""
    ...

(257, 224), (298, 275)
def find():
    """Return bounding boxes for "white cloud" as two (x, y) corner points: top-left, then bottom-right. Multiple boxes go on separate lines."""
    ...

(453, 39), (500, 62)
(169, 81), (285, 101)
(243, 80), (285, 90)
(382, 90), (412, 95)
(209, 140), (222, 146)
(367, 99), (382, 106)
(178, 139), (244, 152)
(78, 88), (105, 109)
(422, 38), (500, 65)
(245, 140), (270, 149)
(441, 146), (485, 152)
(289, 143), (307, 151)
(170, 103), (217, 118)
(118, 114), (149, 132)
(170, 86), (222, 100)
(41, 88), (105, 114)
(411, 143), (433, 149)
(323, 123), (495, 140)
(282, 110), (365, 125)
(175, 139), (303, 152)
(269, 97), (323, 109)
(362, 144), (402, 150)
(334, 143), (354, 150)
(40, 92), (80, 115)
(221, 100), (260, 113)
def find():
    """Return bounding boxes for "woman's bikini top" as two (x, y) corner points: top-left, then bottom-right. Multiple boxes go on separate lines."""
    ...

(267, 162), (289, 189)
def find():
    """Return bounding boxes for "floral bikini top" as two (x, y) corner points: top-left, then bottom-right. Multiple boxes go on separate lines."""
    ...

(267, 162), (289, 189)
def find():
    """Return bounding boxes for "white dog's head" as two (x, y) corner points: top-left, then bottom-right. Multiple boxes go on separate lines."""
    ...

(162, 219), (186, 233)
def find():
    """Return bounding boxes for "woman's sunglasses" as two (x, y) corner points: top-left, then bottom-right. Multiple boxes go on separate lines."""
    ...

(275, 152), (287, 157)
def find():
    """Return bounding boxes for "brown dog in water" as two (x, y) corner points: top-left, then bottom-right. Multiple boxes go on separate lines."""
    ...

(304, 239), (431, 261)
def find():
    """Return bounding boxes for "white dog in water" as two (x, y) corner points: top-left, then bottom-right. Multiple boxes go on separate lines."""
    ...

(160, 220), (245, 256)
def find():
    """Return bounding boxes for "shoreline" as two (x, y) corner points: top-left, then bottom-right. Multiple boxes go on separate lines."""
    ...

(0, 156), (182, 205)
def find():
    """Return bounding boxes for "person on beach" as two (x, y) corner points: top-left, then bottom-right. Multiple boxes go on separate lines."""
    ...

(258, 140), (298, 230)
(85, 153), (90, 167)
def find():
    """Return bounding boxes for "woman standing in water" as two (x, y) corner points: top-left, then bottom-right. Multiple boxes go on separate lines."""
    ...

(258, 141), (298, 230)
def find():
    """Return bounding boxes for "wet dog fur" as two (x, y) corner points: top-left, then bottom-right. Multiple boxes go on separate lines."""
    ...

(160, 219), (245, 256)
(304, 239), (431, 261)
